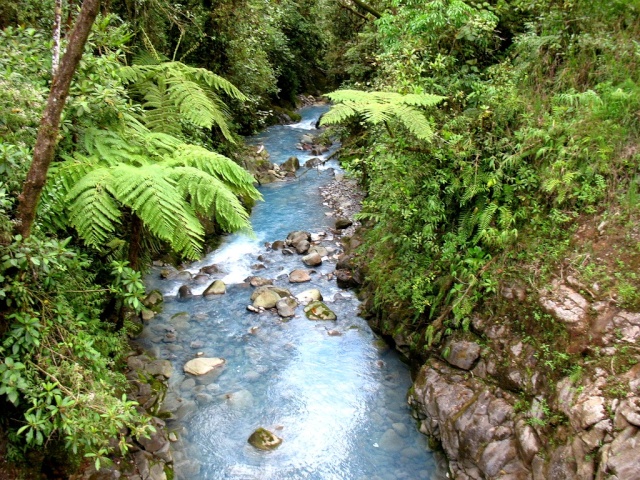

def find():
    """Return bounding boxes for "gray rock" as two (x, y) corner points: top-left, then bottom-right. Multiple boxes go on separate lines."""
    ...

(282, 156), (300, 172)
(378, 428), (405, 452)
(143, 290), (163, 309)
(253, 289), (281, 308)
(145, 360), (173, 379)
(335, 217), (353, 229)
(302, 251), (322, 266)
(203, 280), (226, 296)
(247, 276), (273, 287)
(569, 396), (607, 430)
(289, 269), (312, 283)
(200, 264), (221, 274)
(446, 340), (481, 370)
(276, 297), (298, 318)
(193, 274), (210, 284)
(540, 282), (589, 333)
(305, 157), (323, 168)
(309, 245), (329, 257)
(178, 285), (192, 299)
(295, 288), (323, 305)
(183, 357), (225, 376)
(294, 240), (310, 254)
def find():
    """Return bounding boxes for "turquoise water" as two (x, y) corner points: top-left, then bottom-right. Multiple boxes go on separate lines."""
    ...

(139, 106), (447, 480)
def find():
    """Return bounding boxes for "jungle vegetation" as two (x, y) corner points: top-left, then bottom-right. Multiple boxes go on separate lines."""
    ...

(1, 0), (639, 476)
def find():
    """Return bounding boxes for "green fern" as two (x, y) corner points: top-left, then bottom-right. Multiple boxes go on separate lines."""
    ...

(119, 59), (247, 142)
(48, 127), (261, 261)
(320, 89), (445, 141)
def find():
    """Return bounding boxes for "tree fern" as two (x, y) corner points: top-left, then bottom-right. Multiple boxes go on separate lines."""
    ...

(47, 127), (261, 261)
(119, 59), (247, 143)
(320, 89), (445, 141)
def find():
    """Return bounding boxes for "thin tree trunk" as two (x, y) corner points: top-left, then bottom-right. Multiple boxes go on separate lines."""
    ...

(52, 0), (63, 77)
(350, 0), (381, 18)
(128, 214), (143, 271)
(16, 0), (100, 238)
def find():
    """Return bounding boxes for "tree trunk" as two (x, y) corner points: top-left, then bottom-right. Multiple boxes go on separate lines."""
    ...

(350, 0), (381, 18)
(16, 0), (100, 238)
(52, 0), (63, 77)
(128, 214), (143, 271)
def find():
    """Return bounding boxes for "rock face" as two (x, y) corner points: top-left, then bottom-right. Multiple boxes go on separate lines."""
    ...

(304, 301), (337, 321)
(183, 357), (225, 376)
(248, 427), (283, 451)
(445, 340), (481, 370)
(410, 360), (530, 479)
(406, 279), (640, 480)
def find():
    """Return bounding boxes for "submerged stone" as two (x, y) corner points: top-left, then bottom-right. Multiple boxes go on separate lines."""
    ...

(183, 357), (225, 376)
(248, 427), (283, 451)
(304, 301), (337, 321)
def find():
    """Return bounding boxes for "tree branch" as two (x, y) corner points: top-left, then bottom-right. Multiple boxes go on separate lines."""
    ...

(349, 0), (382, 19)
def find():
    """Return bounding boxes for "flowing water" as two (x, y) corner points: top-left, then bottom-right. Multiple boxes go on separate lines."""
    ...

(138, 105), (447, 480)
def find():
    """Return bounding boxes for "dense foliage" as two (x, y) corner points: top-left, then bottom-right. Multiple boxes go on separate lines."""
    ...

(323, 0), (640, 353)
(2, 0), (639, 475)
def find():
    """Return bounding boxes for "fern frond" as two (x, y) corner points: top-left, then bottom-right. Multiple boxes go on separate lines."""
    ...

(111, 164), (204, 259)
(171, 166), (252, 232)
(166, 79), (234, 141)
(167, 145), (261, 201)
(318, 102), (360, 126)
(321, 89), (444, 141)
(389, 103), (435, 141)
(66, 167), (121, 247)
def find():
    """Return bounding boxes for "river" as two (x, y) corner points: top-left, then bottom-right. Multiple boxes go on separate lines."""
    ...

(137, 105), (447, 480)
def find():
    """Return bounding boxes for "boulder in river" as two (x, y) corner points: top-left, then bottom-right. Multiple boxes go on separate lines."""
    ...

(203, 280), (226, 296)
(252, 289), (281, 309)
(183, 357), (225, 376)
(304, 301), (337, 321)
(305, 157), (323, 168)
(200, 264), (221, 275)
(282, 156), (300, 172)
(289, 269), (312, 283)
(276, 297), (298, 318)
(296, 288), (323, 305)
(302, 251), (322, 266)
(248, 427), (283, 451)
(285, 231), (311, 254)
(143, 290), (164, 311)
(178, 285), (193, 299)
(246, 276), (273, 287)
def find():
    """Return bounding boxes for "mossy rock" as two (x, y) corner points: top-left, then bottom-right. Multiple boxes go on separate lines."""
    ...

(248, 427), (283, 451)
(304, 301), (337, 321)
(143, 290), (164, 312)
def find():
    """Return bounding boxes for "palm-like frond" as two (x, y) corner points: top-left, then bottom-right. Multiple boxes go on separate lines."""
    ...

(321, 89), (445, 142)
(118, 59), (246, 143)
(66, 167), (121, 247)
(111, 164), (204, 259)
